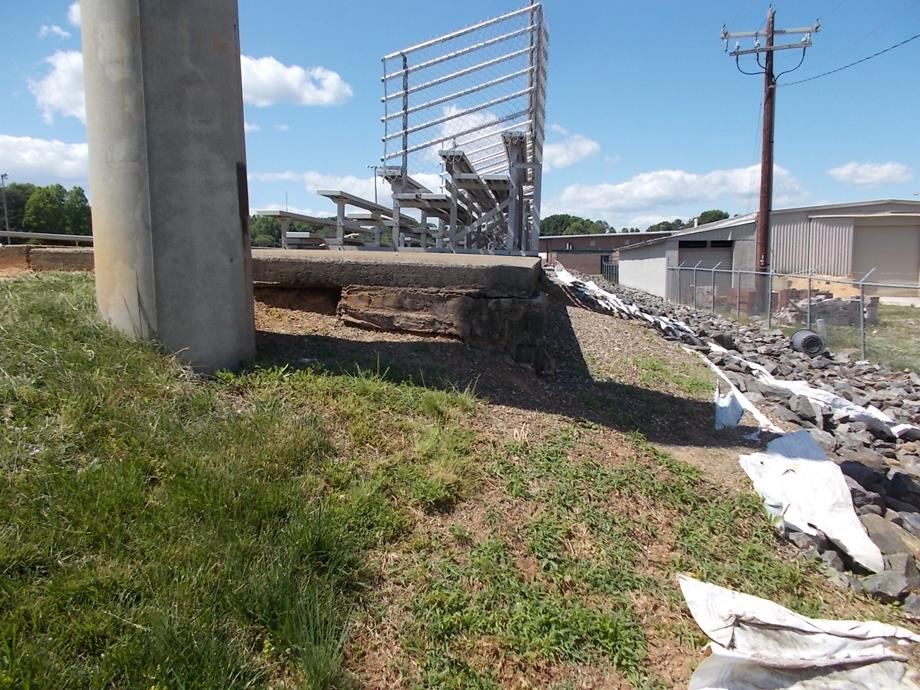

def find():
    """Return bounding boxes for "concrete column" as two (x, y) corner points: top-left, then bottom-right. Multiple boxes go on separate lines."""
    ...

(81, 0), (255, 371)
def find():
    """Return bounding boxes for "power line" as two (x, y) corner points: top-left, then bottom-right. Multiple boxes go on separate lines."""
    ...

(779, 32), (920, 86)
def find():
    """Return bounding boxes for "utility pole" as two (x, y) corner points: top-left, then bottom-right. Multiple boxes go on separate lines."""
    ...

(758, 8), (775, 278)
(722, 9), (819, 309)
(0, 174), (9, 245)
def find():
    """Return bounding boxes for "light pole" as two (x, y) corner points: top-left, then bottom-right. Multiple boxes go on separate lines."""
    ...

(0, 173), (10, 245)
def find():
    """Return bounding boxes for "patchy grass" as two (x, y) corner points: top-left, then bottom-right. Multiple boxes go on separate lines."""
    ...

(820, 304), (920, 373)
(0, 273), (886, 689)
(376, 427), (841, 688)
(634, 355), (712, 398)
(0, 273), (479, 689)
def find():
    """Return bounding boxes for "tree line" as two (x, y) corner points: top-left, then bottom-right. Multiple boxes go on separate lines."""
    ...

(1, 181), (320, 247)
(2, 182), (92, 236)
(249, 215), (331, 247)
(539, 209), (730, 236)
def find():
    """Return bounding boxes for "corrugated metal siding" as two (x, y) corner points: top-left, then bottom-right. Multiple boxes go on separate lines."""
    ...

(772, 213), (852, 276)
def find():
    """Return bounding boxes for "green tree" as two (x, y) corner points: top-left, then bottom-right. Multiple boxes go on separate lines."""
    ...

(250, 215), (281, 244)
(698, 209), (729, 225)
(540, 214), (579, 236)
(540, 213), (610, 236)
(23, 184), (67, 231)
(2, 182), (37, 230)
(647, 220), (674, 233)
(252, 233), (277, 247)
(63, 186), (92, 235)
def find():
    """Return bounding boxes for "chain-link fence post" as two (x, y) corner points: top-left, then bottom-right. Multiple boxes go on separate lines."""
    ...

(806, 270), (812, 330)
(692, 261), (701, 310)
(710, 262), (721, 314)
(858, 267), (876, 360)
(766, 269), (773, 329)
(736, 269), (741, 318)
(676, 262), (685, 305)
(859, 281), (866, 360)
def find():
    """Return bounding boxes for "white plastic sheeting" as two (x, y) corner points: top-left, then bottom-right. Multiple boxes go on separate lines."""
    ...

(553, 262), (919, 444)
(715, 388), (744, 431)
(551, 264), (698, 341)
(709, 343), (920, 440)
(680, 575), (920, 690)
(689, 347), (784, 434)
(894, 424), (920, 442)
(739, 431), (884, 573)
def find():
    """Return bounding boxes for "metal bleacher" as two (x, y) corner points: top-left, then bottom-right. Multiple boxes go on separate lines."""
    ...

(380, 3), (547, 255)
(255, 3), (547, 255)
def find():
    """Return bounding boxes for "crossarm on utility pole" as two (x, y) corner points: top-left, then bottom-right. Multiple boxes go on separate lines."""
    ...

(721, 8), (819, 313)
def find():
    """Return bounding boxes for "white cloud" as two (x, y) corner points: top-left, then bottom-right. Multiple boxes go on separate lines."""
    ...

(240, 56), (352, 107)
(543, 133), (599, 172)
(67, 2), (81, 27)
(253, 203), (327, 217)
(549, 123), (569, 135)
(273, 123), (290, 132)
(39, 24), (70, 39)
(626, 213), (673, 229)
(252, 170), (385, 204)
(244, 121), (261, 133)
(546, 163), (803, 225)
(250, 171), (304, 184)
(28, 52), (352, 124)
(827, 161), (912, 186)
(0, 134), (88, 179)
(421, 106), (502, 164)
(28, 50), (85, 123)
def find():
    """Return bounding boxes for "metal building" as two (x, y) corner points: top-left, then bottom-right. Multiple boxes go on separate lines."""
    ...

(538, 231), (673, 275)
(617, 199), (920, 299)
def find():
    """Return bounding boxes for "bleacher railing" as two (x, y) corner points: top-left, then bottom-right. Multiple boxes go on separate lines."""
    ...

(381, 2), (547, 249)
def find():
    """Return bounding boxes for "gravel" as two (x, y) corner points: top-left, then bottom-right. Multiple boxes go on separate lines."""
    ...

(561, 269), (920, 606)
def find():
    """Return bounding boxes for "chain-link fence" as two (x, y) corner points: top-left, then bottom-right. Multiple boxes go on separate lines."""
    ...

(601, 257), (618, 285)
(666, 265), (920, 372)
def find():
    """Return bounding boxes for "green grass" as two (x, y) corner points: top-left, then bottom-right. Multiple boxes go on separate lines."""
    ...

(398, 429), (826, 687)
(0, 273), (849, 689)
(0, 273), (479, 689)
(820, 304), (920, 372)
(634, 355), (712, 398)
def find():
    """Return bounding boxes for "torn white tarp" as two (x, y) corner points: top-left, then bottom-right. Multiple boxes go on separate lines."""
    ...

(679, 575), (920, 690)
(894, 424), (920, 442)
(739, 430), (884, 573)
(709, 343), (920, 441)
(715, 387), (744, 431)
(689, 347), (783, 434)
(551, 263), (698, 340)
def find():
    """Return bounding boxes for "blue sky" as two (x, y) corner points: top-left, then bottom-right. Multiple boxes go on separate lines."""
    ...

(2, 0), (918, 229)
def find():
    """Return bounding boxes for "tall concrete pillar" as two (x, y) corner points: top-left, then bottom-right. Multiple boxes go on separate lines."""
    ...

(81, 0), (255, 371)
